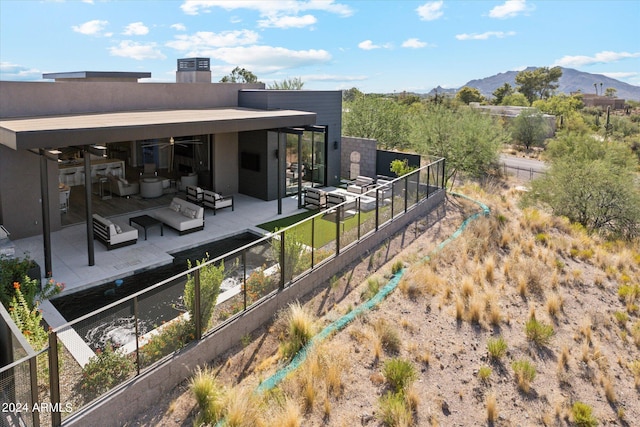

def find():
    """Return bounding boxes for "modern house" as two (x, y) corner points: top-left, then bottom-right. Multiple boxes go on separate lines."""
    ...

(0, 58), (342, 272)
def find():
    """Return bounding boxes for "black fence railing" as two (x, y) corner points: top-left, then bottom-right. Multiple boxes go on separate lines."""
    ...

(1, 157), (445, 426)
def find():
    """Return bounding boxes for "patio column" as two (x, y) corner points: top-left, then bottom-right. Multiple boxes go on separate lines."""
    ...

(277, 131), (283, 215)
(297, 133), (302, 209)
(38, 149), (52, 277)
(83, 148), (95, 266)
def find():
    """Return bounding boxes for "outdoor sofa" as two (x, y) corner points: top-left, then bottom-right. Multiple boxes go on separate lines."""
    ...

(153, 197), (204, 235)
(92, 214), (138, 250)
(347, 175), (375, 194)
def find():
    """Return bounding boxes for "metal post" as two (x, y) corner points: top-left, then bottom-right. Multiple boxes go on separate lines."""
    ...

(311, 217), (315, 268)
(297, 133), (303, 208)
(441, 158), (446, 189)
(28, 355), (40, 427)
(279, 233), (286, 289)
(133, 297), (141, 375)
(84, 150), (95, 266)
(375, 189), (379, 231)
(48, 331), (61, 427)
(277, 132), (282, 215)
(391, 183), (395, 219)
(404, 176), (408, 213)
(416, 169), (420, 205)
(194, 269), (202, 339)
(242, 251), (247, 311)
(335, 205), (341, 256)
(357, 198), (361, 241)
(39, 150), (52, 277)
(427, 165), (431, 198)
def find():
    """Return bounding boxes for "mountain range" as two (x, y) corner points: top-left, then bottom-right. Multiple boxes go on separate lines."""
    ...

(427, 67), (640, 101)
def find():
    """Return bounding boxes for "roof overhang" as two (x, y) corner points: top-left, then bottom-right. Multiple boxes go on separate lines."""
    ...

(0, 107), (317, 151)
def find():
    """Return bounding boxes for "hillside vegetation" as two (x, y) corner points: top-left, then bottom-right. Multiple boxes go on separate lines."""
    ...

(132, 179), (640, 426)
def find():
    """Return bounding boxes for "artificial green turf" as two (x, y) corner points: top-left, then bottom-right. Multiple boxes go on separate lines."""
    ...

(257, 208), (378, 248)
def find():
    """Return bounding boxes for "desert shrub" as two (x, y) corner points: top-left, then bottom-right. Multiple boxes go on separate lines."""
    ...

(618, 283), (640, 312)
(378, 391), (413, 427)
(391, 260), (404, 275)
(0, 255), (39, 308)
(361, 277), (381, 300)
(487, 336), (507, 360)
(280, 302), (315, 359)
(512, 359), (536, 393)
(525, 317), (555, 346)
(571, 401), (598, 427)
(613, 311), (628, 325)
(374, 319), (401, 354)
(190, 366), (224, 425)
(8, 282), (48, 351)
(271, 229), (305, 282)
(383, 358), (417, 393)
(478, 366), (492, 382)
(184, 256), (224, 331)
(81, 344), (134, 397)
(139, 317), (195, 366)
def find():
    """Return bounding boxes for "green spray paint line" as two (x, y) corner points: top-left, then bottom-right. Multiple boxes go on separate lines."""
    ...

(214, 192), (489, 425)
(255, 191), (489, 394)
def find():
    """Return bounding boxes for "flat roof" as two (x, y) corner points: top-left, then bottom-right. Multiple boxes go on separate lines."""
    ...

(0, 107), (316, 150)
(42, 71), (152, 80)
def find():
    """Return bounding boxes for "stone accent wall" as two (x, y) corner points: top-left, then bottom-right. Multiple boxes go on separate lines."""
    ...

(341, 136), (377, 180)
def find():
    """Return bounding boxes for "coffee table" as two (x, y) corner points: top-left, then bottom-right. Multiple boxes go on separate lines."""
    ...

(129, 215), (163, 240)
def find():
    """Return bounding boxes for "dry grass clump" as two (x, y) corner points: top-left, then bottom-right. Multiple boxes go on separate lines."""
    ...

(279, 302), (316, 360)
(546, 293), (563, 319)
(525, 315), (555, 347)
(374, 318), (402, 355)
(399, 263), (443, 299)
(487, 336), (508, 361)
(512, 359), (536, 393)
(486, 393), (498, 422)
(190, 366), (224, 425)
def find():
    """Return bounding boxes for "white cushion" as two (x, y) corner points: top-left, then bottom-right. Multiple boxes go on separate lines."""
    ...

(183, 207), (197, 219)
(170, 201), (181, 212)
(114, 224), (122, 234)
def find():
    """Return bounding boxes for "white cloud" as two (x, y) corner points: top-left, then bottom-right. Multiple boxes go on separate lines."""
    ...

(123, 22), (149, 36)
(166, 30), (259, 51)
(258, 14), (317, 29)
(72, 19), (109, 36)
(455, 31), (516, 40)
(402, 38), (428, 48)
(171, 23), (187, 31)
(489, 0), (532, 19)
(358, 40), (392, 50)
(554, 51), (640, 67)
(0, 62), (42, 81)
(108, 41), (166, 60)
(181, 0), (353, 18)
(201, 46), (331, 74)
(416, 1), (444, 21)
(82, 0), (94, 4)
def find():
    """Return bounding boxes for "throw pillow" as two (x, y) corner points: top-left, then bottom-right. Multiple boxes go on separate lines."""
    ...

(119, 177), (129, 185)
(114, 224), (122, 234)
(170, 201), (181, 212)
(213, 192), (222, 201)
(183, 207), (197, 219)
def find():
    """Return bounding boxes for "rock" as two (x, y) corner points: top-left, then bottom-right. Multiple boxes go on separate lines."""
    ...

(442, 400), (451, 416)
(360, 413), (373, 425)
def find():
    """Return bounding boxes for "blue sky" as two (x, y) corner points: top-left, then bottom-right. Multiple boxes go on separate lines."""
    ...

(1, 0), (639, 93)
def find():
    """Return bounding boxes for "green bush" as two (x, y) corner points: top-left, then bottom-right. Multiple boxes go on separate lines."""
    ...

(512, 359), (536, 393)
(8, 281), (48, 350)
(383, 358), (417, 393)
(81, 344), (134, 396)
(139, 317), (195, 366)
(525, 317), (555, 346)
(572, 401), (598, 427)
(391, 260), (404, 275)
(0, 255), (39, 308)
(184, 256), (224, 331)
(487, 336), (508, 360)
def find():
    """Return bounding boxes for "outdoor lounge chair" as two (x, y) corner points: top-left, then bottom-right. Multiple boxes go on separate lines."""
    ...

(186, 185), (204, 204)
(202, 190), (234, 215)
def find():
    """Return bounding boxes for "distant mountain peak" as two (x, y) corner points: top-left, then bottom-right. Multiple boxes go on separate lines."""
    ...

(441, 67), (640, 101)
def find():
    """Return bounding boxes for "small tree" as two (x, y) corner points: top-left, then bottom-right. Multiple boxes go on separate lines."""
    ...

(604, 87), (617, 98)
(510, 108), (550, 150)
(390, 159), (417, 177)
(184, 256), (225, 330)
(271, 229), (305, 283)
(456, 86), (484, 104)
(268, 77), (304, 90)
(220, 66), (259, 83)
(492, 83), (514, 105)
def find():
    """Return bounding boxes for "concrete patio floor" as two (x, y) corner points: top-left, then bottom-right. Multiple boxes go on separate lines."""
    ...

(11, 193), (306, 296)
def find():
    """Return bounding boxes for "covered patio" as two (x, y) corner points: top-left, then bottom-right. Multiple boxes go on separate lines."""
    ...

(10, 192), (304, 296)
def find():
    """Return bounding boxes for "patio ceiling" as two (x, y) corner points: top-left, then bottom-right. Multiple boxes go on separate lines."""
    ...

(0, 107), (317, 150)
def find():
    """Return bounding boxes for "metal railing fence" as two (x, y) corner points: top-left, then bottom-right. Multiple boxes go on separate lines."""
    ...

(5, 157), (445, 426)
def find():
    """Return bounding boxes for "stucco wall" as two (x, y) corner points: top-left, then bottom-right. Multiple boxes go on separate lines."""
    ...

(213, 133), (239, 195)
(0, 81), (264, 118)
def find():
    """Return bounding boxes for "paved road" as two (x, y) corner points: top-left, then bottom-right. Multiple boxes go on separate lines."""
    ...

(499, 154), (547, 173)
